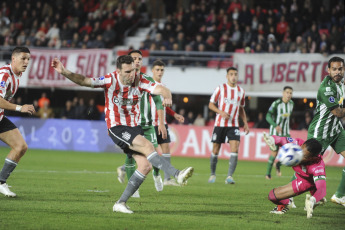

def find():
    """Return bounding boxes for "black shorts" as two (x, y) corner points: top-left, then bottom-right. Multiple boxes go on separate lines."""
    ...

(211, 126), (240, 143)
(108, 125), (143, 153)
(0, 117), (17, 134)
(154, 124), (171, 144)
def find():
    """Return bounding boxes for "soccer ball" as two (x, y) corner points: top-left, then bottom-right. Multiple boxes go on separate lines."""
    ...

(277, 143), (303, 167)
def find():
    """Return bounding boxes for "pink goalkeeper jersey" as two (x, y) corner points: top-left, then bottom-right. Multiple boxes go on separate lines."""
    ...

(91, 71), (157, 128)
(210, 84), (245, 127)
(0, 64), (21, 121)
(292, 155), (326, 183)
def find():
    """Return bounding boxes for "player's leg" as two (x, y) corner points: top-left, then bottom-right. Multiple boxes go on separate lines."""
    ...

(130, 134), (193, 185)
(114, 153), (151, 213)
(209, 127), (223, 183)
(0, 121), (28, 197)
(268, 182), (295, 214)
(263, 132), (279, 179)
(225, 127), (240, 184)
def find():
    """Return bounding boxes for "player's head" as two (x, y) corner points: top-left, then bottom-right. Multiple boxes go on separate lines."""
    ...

(327, 56), (344, 84)
(226, 67), (238, 86)
(11, 46), (31, 74)
(128, 50), (143, 71)
(152, 59), (165, 82)
(282, 86), (293, 102)
(300, 138), (322, 164)
(116, 55), (135, 85)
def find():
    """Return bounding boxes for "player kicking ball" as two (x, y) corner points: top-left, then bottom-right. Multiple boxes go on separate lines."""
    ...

(266, 135), (326, 218)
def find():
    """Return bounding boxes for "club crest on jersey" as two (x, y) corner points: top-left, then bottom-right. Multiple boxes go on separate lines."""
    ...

(0, 81), (6, 88)
(122, 131), (131, 141)
(286, 137), (293, 143)
(99, 76), (105, 80)
(329, 96), (335, 103)
(113, 97), (139, 106)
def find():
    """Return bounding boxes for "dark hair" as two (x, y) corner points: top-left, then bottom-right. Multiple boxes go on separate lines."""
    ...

(152, 59), (165, 68)
(128, 49), (142, 56)
(12, 47), (30, 56)
(283, 86), (293, 91)
(116, 55), (133, 69)
(328, 56), (344, 68)
(304, 138), (322, 157)
(226, 67), (238, 73)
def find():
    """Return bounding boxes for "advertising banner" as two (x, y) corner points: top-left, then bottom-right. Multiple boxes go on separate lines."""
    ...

(0, 117), (343, 167)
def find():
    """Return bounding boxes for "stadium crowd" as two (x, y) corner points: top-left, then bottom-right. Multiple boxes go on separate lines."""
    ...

(0, 0), (344, 54)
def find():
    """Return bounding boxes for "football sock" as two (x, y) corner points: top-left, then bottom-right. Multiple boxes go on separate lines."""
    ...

(153, 166), (160, 176)
(210, 153), (218, 175)
(266, 155), (275, 176)
(276, 161), (281, 169)
(147, 151), (179, 178)
(268, 189), (289, 205)
(335, 167), (345, 197)
(125, 155), (136, 180)
(227, 153), (238, 177)
(162, 153), (172, 179)
(0, 158), (17, 184)
(118, 170), (145, 203)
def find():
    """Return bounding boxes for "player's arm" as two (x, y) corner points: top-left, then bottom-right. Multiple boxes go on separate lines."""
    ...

(265, 106), (277, 127)
(0, 97), (35, 115)
(209, 102), (229, 119)
(239, 106), (249, 134)
(51, 58), (92, 87)
(152, 85), (172, 107)
(152, 94), (167, 139)
(166, 107), (184, 123)
(331, 107), (345, 118)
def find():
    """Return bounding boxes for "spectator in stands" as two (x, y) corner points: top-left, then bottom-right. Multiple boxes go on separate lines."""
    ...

(186, 111), (195, 125)
(60, 100), (75, 119)
(193, 113), (206, 126)
(38, 92), (50, 109)
(86, 98), (101, 120)
(102, 24), (116, 48)
(74, 98), (86, 119)
(36, 101), (54, 119)
(298, 110), (313, 131)
(254, 112), (269, 129)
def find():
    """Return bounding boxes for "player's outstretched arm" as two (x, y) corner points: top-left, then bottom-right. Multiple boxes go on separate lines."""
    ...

(51, 58), (92, 87)
(0, 97), (35, 115)
(152, 85), (172, 107)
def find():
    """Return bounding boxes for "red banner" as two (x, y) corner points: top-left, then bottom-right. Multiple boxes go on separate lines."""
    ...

(167, 125), (345, 167)
(27, 49), (112, 87)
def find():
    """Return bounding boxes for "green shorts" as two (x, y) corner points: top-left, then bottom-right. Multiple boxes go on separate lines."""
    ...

(142, 125), (158, 148)
(308, 129), (345, 155)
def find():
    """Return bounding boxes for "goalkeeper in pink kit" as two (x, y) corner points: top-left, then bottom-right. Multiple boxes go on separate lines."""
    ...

(265, 135), (326, 218)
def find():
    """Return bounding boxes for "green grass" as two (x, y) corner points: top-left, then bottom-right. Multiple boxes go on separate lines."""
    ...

(1, 147), (345, 230)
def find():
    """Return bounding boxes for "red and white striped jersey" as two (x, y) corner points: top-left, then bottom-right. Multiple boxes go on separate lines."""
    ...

(210, 83), (246, 127)
(0, 64), (21, 121)
(151, 81), (167, 126)
(91, 71), (157, 128)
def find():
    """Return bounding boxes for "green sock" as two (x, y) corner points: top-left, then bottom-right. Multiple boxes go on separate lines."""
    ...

(266, 156), (275, 176)
(125, 156), (136, 180)
(335, 167), (345, 197)
(153, 166), (160, 176)
(276, 161), (281, 168)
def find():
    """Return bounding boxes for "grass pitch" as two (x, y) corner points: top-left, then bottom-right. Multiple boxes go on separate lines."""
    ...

(0, 147), (344, 230)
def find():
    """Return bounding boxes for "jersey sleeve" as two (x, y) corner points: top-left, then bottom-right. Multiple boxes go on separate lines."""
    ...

(0, 72), (10, 98)
(266, 101), (278, 127)
(152, 94), (163, 110)
(166, 107), (176, 116)
(210, 86), (220, 104)
(138, 75), (157, 93)
(318, 85), (339, 111)
(90, 73), (112, 88)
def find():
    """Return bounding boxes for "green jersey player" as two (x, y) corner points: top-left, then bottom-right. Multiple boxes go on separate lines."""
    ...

(117, 50), (166, 197)
(265, 86), (294, 179)
(307, 56), (345, 207)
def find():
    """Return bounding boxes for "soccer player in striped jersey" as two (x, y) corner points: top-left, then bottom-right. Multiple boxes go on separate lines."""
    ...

(0, 47), (36, 197)
(151, 60), (185, 186)
(117, 50), (166, 197)
(208, 67), (249, 184)
(267, 137), (326, 218)
(51, 55), (194, 214)
(307, 56), (345, 207)
(265, 86), (294, 180)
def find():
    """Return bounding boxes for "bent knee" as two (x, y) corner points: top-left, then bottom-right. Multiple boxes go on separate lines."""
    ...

(137, 162), (152, 175)
(14, 142), (28, 155)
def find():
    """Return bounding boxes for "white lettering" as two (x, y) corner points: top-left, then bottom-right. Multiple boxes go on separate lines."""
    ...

(182, 129), (200, 155)
(31, 126), (39, 142)
(201, 129), (212, 155)
(242, 132), (255, 158)
(255, 132), (269, 159)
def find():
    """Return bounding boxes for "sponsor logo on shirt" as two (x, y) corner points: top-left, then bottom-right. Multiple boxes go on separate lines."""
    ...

(113, 97), (139, 106)
(314, 169), (325, 174)
(329, 96), (335, 103)
(281, 113), (290, 117)
(224, 98), (237, 104)
(0, 81), (6, 88)
(324, 91), (334, 96)
(326, 87), (331, 92)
